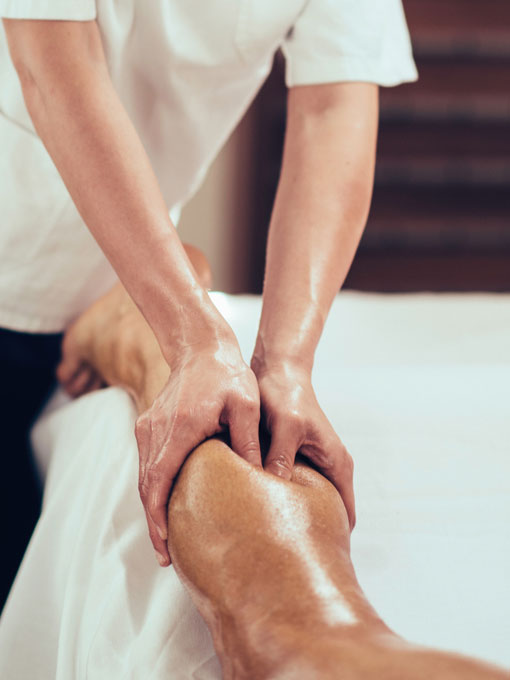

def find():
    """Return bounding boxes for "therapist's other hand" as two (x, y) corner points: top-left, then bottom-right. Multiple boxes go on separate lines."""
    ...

(253, 360), (355, 531)
(136, 341), (262, 566)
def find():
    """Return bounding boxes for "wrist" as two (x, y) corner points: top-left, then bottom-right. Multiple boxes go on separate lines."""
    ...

(252, 313), (320, 380)
(158, 290), (237, 367)
(133, 318), (240, 411)
(250, 344), (312, 383)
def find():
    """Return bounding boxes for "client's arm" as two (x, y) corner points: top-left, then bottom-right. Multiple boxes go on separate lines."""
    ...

(62, 268), (508, 680)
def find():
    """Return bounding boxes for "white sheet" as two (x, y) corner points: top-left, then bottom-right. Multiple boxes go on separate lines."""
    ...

(0, 292), (509, 678)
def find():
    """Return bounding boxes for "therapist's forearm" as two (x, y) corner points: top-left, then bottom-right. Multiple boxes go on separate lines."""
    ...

(252, 84), (379, 376)
(4, 19), (231, 364)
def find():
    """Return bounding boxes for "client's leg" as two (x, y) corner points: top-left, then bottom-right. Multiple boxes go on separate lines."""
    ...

(168, 440), (508, 680)
(60, 260), (509, 680)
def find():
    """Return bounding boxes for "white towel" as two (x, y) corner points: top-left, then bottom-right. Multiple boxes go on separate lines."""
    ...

(0, 292), (509, 678)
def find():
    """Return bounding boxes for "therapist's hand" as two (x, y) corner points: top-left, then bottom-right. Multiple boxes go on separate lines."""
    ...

(136, 340), (262, 566)
(253, 360), (355, 531)
(56, 276), (262, 568)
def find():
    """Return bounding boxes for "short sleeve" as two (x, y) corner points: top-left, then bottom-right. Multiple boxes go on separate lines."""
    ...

(282, 0), (418, 88)
(0, 0), (96, 20)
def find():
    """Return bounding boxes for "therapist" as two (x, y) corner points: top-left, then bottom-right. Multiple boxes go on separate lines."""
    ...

(0, 0), (417, 582)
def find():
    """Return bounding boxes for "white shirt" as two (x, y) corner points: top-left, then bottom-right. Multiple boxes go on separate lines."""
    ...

(0, 0), (417, 332)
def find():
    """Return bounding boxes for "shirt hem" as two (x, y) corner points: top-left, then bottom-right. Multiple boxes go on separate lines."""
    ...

(0, 306), (69, 333)
(284, 53), (419, 88)
(0, 0), (96, 20)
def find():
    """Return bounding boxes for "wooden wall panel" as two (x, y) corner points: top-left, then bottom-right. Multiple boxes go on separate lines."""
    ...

(246, 0), (510, 292)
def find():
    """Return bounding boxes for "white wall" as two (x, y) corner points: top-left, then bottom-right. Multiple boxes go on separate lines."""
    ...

(177, 108), (257, 293)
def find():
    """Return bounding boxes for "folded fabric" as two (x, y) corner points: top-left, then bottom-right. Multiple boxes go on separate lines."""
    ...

(0, 292), (508, 678)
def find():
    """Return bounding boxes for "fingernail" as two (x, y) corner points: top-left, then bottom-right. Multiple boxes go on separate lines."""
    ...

(155, 550), (167, 567)
(267, 465), (286, 478)
(156, 525), (167, 541)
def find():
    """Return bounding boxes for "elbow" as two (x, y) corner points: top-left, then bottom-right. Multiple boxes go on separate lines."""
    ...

(7, 53), (46, 127)
(3, 19), (42, 88)
(2, 22), (36, 91)
(8, 54), (49, 130)
(11, 57), (40, 103)
(3, 25), (53, 121)
(3, 18), (106, 104)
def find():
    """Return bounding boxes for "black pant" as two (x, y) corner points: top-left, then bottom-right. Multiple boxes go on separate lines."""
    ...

(0, 327), (62, 612)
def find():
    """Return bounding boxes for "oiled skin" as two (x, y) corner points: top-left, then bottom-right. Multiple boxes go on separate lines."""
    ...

(169, 442), (380, 679)
(61, 248), (509, 680)
(168, 443), (508, 680)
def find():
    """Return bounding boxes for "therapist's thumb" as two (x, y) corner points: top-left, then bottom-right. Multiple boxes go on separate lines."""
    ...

(228, 400), (262, 467)
(264, 426), (295, 480)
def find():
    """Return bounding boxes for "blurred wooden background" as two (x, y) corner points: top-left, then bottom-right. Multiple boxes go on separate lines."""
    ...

(180, 0), (510, 293)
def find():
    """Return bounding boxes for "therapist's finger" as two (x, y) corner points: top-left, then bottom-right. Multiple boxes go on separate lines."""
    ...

(135, 414), (169, 563)
(144, 468), (176, 565)
(339, 476), (356, 532)
(144, 507), (171, 567)
(142, 436), (191, 563)
(227, 397), (262, 467)
(264, 424), (297, 480)
(138, 453), (172, 566)
(304, 440), (356, 530)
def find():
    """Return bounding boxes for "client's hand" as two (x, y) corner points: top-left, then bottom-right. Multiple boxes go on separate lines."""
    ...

(136, 341), (262, 566)
(253, 361), (355, 530)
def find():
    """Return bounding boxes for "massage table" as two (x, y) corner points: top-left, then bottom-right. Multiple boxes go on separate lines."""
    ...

(0, 292), (509, 678)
